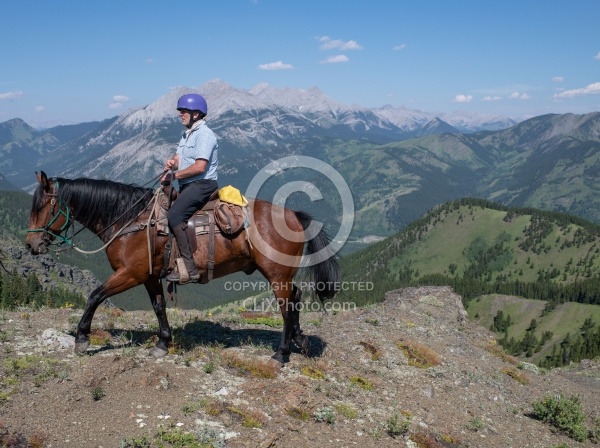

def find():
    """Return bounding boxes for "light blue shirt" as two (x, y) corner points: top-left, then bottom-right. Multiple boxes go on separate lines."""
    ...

(176, 120), (218, 184)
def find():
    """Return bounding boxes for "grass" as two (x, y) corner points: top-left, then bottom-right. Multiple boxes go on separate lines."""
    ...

(1, 354), (70, 402)
(286, 406), (311, 421)
(301, 364), (326, 380)
(396, 339), (441, 369)
(349, 375), (374, 391)
(485, 341), (519, 365)
(220, 350), (279, 379)
(502, 366), (530, 385)
(334, 403), (358, 419)
(359, 341), (383, 361)
(240, 311), (283, 328)
(195, 398), (265, 429)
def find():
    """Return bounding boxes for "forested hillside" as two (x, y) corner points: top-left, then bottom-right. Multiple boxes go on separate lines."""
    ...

(337, 197), (600, 366)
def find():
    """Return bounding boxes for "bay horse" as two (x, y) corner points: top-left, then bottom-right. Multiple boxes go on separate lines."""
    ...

(25, 171), (340, 363)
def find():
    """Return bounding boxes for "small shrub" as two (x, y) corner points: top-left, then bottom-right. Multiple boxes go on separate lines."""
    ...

(365, 317), (379, 326)
(89, 328), (111, 346)
(387, 411), (410, 437)
(194, 425), (226, 447)
(27, 429), (48, 448)
(182, 399), (206, 416)
(589, 416), (600, 443)
(466, 416), (484, 431)
(119, 435), (152, 447)
(532, 394), (588, 442)
(155, 427), (198, 446)
(397, 339), (440, 368)
(314, 406), (336, 424)
(91, 386), (105, 401)
(203, 360), (216, 374)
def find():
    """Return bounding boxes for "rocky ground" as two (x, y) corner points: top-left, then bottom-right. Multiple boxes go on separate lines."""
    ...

(0, 286), (599, 448)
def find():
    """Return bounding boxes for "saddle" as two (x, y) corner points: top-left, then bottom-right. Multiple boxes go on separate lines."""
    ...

(157, 185), (248, 284)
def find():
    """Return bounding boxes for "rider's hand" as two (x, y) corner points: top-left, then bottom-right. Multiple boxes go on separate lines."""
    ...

(161, 172), (175, 185)
(164, 159), (176, 171)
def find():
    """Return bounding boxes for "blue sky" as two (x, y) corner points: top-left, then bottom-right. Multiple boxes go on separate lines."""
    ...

(1, 0), (599, 127)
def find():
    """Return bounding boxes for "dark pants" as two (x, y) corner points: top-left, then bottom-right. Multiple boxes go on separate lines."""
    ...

(167, 179), (218, 229)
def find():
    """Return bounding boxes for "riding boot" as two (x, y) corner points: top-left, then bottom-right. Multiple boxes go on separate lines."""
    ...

(165, 225), (201, 284)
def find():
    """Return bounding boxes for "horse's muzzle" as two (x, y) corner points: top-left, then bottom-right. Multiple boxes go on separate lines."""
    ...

(25, 240), (49, 255)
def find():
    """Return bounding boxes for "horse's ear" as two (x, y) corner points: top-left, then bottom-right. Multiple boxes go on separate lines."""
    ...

(36, 171), (50, 192)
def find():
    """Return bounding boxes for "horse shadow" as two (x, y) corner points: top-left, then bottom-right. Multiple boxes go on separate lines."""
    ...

(87, 318), (326, 361)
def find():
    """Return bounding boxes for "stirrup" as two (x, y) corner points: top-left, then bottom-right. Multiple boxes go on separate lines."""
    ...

(165, 265), (200, 284)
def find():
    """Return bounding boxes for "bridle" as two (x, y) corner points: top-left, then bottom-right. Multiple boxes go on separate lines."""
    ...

(27, 179), (74, 248)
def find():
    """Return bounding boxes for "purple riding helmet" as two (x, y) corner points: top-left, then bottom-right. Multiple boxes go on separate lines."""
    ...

(177, 94), (208, 115)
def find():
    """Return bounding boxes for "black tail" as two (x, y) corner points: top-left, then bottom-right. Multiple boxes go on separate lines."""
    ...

(295, 211), (341, 300)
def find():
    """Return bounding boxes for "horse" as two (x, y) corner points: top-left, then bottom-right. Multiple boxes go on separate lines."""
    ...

(25, 171), (340, 363)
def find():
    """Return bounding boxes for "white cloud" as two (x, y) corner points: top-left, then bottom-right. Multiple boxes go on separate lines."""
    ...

(453, 94), (473, 103)
(553, 81), (600, 99)
(0, 90), (23, 100)
(482, 96), (502, 102)
(551, 76), (564, 82)
(509, 92), (530, 100)
(108, 95), (130, 110)
(393, 44), (406, 51)
(319, 55), (349, 64)
(318, 36), (363, 51)
(34, 106), (44, 113)
(257, 61), (294, 70)
(594, 52), (600, 61)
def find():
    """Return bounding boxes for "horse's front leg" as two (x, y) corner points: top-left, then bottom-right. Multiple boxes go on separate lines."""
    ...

(144, 277), (171, 357)
(74, 270), (142, 355)
(74, 285), (105, 354)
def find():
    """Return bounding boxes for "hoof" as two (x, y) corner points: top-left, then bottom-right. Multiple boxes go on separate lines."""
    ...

(271, 352), (286, 365)
(74, 341), (89, 355)
(299, 335), (311, 356)
(150, 346), (168, 358)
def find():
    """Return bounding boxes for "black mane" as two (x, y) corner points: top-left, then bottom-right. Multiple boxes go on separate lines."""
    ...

(33, 177), (153, 231)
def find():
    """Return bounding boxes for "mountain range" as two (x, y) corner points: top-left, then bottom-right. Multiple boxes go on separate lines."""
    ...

(1, 79), (598, 240)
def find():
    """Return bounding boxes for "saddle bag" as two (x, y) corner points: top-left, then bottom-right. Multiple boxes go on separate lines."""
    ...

(214, 201), (247, 235)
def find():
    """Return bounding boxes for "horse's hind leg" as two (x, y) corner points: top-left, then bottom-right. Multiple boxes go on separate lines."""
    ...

(144, 277), (171, 357)
(290, 286), (311, 356)
(272, 280), (296, 364)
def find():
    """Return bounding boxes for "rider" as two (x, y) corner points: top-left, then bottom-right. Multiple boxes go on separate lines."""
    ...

(162, 93), (218, 284)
